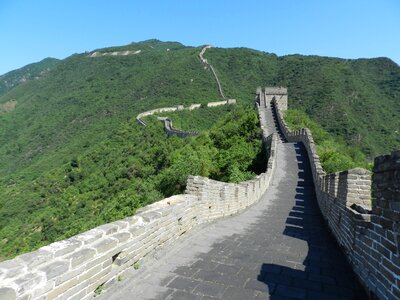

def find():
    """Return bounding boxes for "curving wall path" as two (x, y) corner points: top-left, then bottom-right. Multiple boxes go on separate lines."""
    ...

(268, 88), (400, 300)
(157, 117), (198, 138)
(136, 45), (236, 136)
(199, 45), (226, 100)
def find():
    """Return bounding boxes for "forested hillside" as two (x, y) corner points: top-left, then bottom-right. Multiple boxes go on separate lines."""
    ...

(0, 39), (399, 259)
(0, 57), (60, 96)
(205, 48), (400, 157)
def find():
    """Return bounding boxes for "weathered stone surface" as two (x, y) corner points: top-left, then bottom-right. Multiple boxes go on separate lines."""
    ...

(97, 224), (119, 235)
(141, 211), (162, 223)
(42, 238), (82, 257)
(92, 238), (118, 254)
(39, 260), (69, 280)
(112, 232), (131, 243)
(112, 220), (128, 230)
(15, 272), (44, 294)
(128, 225), (146, 236)
(73, 229), (104, 246)
(18, 249), (53, 268)
(0, 260), (25, 279)
(0, 287), (16, 300)
(66, 248), (96, 269)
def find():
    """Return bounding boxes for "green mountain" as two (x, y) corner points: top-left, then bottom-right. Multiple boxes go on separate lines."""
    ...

(0, 39), (399, 259)
(0, 57), (60, 96)
(204, 49), (400, 156)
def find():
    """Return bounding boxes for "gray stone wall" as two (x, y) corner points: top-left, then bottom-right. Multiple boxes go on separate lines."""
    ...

(265, 87), (287, 111)
(136, 45), (236, 128)
(199, 45), (227, 100)
(0, 92), (275, 300)
(161, 118), (198, 138)
(271, 89), (400, 300)
(136, 100), (236, 127)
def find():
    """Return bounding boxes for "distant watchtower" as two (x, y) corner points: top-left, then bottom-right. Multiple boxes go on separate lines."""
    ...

(265, 87), (288, 112)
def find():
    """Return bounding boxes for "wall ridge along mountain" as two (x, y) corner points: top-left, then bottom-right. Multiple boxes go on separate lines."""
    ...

(267, 87), (400, 300)
(136, 45), (236, 136)
(199, 45), (226, 100)
(156, 117), (198, 138)
(0, 89), (276, 300)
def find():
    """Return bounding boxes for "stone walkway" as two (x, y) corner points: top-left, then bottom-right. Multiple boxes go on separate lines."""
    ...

(99, 106), (367, 300)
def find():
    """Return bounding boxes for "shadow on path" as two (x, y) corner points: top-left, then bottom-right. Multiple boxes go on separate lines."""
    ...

(257, 143), (367, 300)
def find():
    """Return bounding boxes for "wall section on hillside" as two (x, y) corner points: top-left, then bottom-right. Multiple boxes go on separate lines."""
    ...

(0, 94), (274, 300)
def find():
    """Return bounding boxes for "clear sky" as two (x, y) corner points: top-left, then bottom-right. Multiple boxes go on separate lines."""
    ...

(0, 0), (399, 75)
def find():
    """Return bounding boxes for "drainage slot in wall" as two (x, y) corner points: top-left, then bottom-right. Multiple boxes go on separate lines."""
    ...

(112, 251), (122, 264)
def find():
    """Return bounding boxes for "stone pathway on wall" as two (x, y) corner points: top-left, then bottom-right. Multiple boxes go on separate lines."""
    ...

(99, 105), (367, 300)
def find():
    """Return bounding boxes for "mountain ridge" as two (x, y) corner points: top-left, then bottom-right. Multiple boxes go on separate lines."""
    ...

(0, 39), (399, 259)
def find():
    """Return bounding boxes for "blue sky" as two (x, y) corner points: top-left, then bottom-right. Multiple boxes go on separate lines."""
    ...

(0, 0), (399, 75)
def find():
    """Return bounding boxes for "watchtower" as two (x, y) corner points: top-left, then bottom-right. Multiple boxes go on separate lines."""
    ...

(265, 87), (288, 111)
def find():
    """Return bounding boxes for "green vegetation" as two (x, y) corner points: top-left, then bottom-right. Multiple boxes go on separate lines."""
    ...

(285, 109), (372, 173)
(153, 105), (235, 132)
(205, 49), (400, 158)
(0, 57), (59, 96)
(0, 104), (265, 259)
(94, 283), (104, 296)
(0, 39), (398, 259)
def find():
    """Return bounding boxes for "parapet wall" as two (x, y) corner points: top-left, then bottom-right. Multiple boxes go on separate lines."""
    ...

(270, 89), (400, 300)
(160, 118), (198, 138)
(0, 98), (276, 300)
(198, 45), (227, 100)
(136, 100), (236, 127)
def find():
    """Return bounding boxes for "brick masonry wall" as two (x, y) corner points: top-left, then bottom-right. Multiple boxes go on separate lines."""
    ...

(135, 100), (236, 127)
(271, 88), (399, 300)
(162, 118), (198, 138)
(0, 94), (276, 300)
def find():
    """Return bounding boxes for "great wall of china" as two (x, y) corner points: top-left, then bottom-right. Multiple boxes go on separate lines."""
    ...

(0, 47), (399, 300)
(135, 46), (236, 137)
(267, 88), (400, 300)
(0, 90), (277, 300)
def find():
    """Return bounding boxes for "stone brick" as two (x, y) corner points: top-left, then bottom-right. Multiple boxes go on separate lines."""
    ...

(67, 288), (87, 300)
(55, 265), (84, 286)
(78, 264), (102, 282)
(38, 260), (69, 280)
(112, 220), (129, 229)
(45, 276), (79, 300)
(0, 287), (16, 300)
(128, 225), (146, 236)
(18, 249), (53, 268)
(141, 211), (162, 223)
(66, 248), (96, 269)
(31, 280), (54, 298)
(92, 238), (118, 254)
(15, 272), (44, 295)
(112, 232), (131, 243)
(73, 229), (104, 245)
(97, 223), (119, 235)
(382, 257), (400, 275)
(42, 238), (82, 258)
(0, 260), (26, 279)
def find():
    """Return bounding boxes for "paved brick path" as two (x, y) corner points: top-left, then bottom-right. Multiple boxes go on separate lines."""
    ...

(100, 106), (367, 300)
